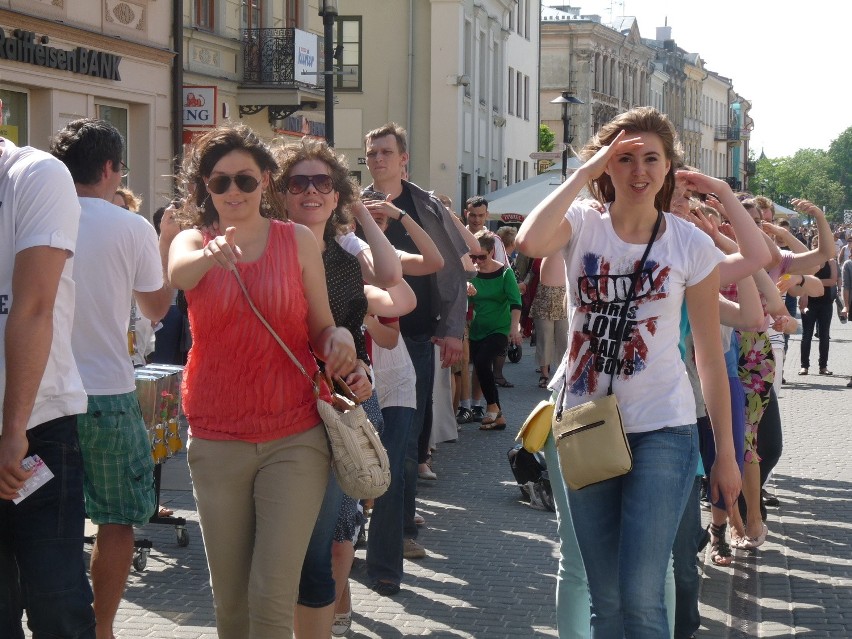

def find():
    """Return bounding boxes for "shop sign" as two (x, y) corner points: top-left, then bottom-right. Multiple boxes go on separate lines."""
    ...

(0, 29), (121, 81)
(182, 86), (216, 127)
(294, 29), (319, 87)
(500, 213), (524, 223)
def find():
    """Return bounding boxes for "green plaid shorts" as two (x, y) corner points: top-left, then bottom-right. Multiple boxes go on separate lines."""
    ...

(78, 392), (156, 526)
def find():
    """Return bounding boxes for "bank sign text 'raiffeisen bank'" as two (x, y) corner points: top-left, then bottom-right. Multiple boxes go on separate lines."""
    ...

(0, 28), (122, 81)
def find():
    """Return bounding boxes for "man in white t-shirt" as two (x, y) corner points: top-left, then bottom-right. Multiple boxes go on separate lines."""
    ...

(0, 138), (96, 636)
(50, 119), (172, 639)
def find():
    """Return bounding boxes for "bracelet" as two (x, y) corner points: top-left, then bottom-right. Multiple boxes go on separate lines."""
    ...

(799, 275), (805, 287)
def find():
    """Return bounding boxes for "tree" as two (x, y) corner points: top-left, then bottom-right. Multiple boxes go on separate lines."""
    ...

(539, 124), (555, 152)
(753, 145), (846, 217)
(827, 126), (852, 211)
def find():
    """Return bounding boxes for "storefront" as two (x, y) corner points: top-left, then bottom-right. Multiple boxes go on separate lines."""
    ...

(0, 5), (175, 218)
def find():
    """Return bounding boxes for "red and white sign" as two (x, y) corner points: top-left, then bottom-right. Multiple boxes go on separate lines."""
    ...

(183, 86), (217, 128)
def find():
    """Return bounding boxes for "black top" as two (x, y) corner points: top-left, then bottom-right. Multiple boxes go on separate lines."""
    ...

(323, 239), (369, 362)
(808, 261), (836, 306)
(386, 184), (439, 337)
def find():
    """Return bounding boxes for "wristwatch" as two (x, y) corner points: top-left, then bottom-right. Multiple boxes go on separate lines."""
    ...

(397, 209), (407, 219)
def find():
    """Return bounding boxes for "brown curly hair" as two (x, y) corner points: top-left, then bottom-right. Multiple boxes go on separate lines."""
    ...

(579, 107), (683, 213)
(271, 137), (358, 241)
(174, 123), (284, 228)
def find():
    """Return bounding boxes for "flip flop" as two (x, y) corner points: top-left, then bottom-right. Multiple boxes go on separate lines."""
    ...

(479, 411), (506, 430)
(495, 378), (514, 388)
(538, 375), (549, 388)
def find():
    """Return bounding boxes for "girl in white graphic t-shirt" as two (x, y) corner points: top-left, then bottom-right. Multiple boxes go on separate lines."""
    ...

(517, 107), (741, 639)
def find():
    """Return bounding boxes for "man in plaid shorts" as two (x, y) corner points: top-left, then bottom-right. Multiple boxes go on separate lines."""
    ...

(50, 119), (172, 639)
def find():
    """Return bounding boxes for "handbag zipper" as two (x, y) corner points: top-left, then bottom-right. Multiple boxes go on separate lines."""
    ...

(556, 420), (605, 441)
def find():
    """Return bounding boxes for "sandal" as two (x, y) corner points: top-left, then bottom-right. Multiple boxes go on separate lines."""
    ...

(495, 377), (514, 388)
(736, 522), (768, 549)
(709, 523), (733, 566)
(479, 411), (506, 430)
(538, 375), (549, 388)
(331, 582), (352, 636)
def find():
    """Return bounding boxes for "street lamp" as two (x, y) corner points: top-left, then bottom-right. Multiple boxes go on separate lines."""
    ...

(550, 92), (583, 182)
(319, 0), (339, 147)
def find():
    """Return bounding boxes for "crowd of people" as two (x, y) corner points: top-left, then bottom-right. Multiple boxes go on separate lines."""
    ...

(1, 106), (849, 639)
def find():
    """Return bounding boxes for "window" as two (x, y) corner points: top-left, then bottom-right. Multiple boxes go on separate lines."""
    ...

(463, 21), (473, 98)
(523, 161), (528, 180)
(492, 42), (500, 108)
(515, 159), (521, 183)
(506, 158), (513, 185)
(518, 0), (525, 39)
(284, 0), (298, 27)
(516, 72), (522, 117)
(0, 88), (29, 146)
(95, 103), (128, 182)
(334, 17), (362, 91)
(194, 0), (214, 29)
(241, 0), (262, 29)
(508, 68), (515, 115)
(523, 75), (529, 120)
(479, 36), (487, 105)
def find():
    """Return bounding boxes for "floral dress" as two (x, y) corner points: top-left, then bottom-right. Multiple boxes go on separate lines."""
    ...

(721, 283), (775, 464)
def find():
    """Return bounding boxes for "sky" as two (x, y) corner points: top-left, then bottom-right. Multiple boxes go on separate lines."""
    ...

(561, 0), (851, 159)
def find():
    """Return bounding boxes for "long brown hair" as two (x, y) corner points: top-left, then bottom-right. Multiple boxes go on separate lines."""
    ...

(579, 107), (683, 213)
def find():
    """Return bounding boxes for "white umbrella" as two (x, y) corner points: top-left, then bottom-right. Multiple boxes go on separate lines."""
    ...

(487, 158), (584, 223)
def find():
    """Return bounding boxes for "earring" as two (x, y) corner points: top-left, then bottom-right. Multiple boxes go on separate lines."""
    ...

(197, 194), (208, 214)
(261, 192), (271, 210)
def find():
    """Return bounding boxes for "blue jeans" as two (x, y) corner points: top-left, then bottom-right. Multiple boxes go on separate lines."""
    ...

(297, 468), (343, 607)
(543, 433), (591, 639)
(567, 424), (698, 639)
(402, 334), (435, 540)
(672, 475), (703, 639)
(366, 405), (415, 585)
(0, 416), (96, 639)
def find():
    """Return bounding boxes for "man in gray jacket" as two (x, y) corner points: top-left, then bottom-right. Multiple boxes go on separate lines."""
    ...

(363, 122), (468, 584)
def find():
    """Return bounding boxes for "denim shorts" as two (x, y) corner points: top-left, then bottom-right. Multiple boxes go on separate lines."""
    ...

(77, 392), (156, 526)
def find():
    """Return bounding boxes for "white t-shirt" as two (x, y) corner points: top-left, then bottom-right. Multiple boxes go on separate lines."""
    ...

(0, 139), (87, 433)
(71, 198), (164, 395)
(558, 202), (723, 433)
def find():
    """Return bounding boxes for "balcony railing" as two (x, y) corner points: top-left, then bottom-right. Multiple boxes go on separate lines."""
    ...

(714, 126), (741, 142)
(242, 28), (319, 88)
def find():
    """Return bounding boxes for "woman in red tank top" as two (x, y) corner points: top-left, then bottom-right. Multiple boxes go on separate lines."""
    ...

(167, 124), (356, 639)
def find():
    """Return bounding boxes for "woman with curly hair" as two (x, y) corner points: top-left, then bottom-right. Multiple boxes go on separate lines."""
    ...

(167, 123), (356, 638)
(271, 137), (401, 638)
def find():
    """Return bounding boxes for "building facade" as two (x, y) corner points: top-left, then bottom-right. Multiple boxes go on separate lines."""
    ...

(1, 0), (175, 212)
(540, 5), (654, 155)
(539, 3), (753, 190)
(330, 0), (539, 206)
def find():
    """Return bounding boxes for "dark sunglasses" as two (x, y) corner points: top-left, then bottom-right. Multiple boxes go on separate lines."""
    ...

(206, 174), (260, 195)
(470, 254), (488, 262)
(282, 174), (334, 195)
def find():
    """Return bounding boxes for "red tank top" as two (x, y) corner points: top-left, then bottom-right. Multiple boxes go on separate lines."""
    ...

(182, 220), (329, 442)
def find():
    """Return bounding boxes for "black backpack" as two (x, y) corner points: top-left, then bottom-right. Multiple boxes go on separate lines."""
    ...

(507, 444), (555, 512)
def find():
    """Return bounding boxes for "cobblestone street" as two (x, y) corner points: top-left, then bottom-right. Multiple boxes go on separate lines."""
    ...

(30, 319), (852, 638)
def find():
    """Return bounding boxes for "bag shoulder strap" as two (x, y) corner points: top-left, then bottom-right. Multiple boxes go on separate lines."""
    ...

(231, 267), (320, 397)
(556, 210), (663, 414)
(604, 210), (663, 394)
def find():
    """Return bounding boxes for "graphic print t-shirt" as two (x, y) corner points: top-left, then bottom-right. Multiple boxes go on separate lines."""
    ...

(560, 201), (723, 434)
